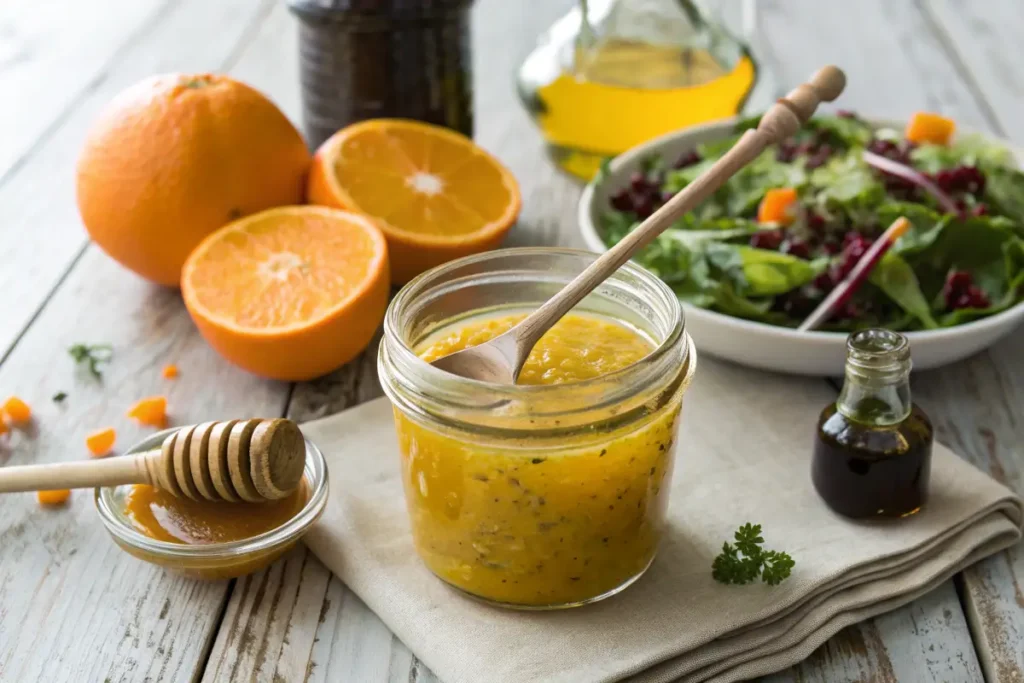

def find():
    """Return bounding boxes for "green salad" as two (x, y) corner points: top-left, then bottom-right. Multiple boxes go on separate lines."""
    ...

(599, 112), (1024, 331)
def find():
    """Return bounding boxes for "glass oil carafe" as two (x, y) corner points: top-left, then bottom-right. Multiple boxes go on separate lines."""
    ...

(517, 0), (758, 180)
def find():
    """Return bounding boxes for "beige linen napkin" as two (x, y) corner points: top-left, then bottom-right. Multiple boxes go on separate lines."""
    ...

(301, 360), (1022, 683)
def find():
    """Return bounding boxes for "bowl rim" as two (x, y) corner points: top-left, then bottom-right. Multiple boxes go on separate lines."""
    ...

(577, 114), (1024, 344)
(94, 427), (329, 560)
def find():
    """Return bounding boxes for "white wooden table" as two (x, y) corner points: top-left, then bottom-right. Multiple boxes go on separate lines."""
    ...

(1, 1), (1022, 681)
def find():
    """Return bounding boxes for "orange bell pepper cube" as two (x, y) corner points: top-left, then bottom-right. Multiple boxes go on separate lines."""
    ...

(86, 427), (117, 457)
(38, 489), (71, 506)
(162, 364), (179, 379)
(757, 188), (799, 225)
(905, 112), (955, 145)
(2, 396), (32, 423)
(127, 395), (167, 428)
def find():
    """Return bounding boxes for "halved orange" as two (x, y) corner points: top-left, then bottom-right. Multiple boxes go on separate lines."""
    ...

(182, 206), (389, 381)
(307, 119), (521, 284)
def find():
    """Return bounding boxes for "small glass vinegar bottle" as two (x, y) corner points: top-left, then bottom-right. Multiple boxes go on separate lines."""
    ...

(812, 329), (934, 519)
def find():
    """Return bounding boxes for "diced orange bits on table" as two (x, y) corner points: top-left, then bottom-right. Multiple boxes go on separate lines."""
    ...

(38, 489), (71, 506)
(127, 396), (167, 427)
(86, 427), (117, 457)
(905, 112), (955, 145)
(2, 396), (32, 423)
(757, 188), (799, 225)
(162, 364), (179, 379)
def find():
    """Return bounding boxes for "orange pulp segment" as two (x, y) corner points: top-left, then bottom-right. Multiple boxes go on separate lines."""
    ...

(307, 119), (521, 283)
(2, 396), (32, 423)
(905, 112), (955, 145)
(128, 396), (167, 427)
(38, 489), (71, 506)
(86, 427), (117, 457)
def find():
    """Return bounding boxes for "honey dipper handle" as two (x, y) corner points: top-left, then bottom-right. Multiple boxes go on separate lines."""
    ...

(508, 66), (847, 362)
(0, 452), (157, 493)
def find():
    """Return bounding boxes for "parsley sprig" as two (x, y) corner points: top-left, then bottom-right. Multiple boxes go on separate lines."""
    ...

(712, 523), (795, 586)
(68, 343), (113, 379)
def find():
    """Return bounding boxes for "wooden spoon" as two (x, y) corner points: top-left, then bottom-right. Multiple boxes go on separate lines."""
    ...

(0, 418), (306, 502)
(431, 65), (847, 384)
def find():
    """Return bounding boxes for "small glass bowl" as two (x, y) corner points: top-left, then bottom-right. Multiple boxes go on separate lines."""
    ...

(95, 427), (329, 580)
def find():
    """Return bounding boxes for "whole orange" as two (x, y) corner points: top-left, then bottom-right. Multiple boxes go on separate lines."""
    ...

(76, 73), (311, 286)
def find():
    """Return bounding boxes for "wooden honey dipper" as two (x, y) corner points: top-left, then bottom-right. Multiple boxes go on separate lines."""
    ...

(0, 418), (306, 502)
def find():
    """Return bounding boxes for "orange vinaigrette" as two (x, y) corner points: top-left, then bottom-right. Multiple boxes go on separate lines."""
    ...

(393, 313), (684, 606)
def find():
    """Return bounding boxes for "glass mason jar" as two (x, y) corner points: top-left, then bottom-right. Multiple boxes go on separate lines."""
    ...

(517, 0), (759, 180)
(378, 248), (696, 609)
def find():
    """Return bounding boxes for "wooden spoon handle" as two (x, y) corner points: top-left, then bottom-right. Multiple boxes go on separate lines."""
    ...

(510, 65), (847, 360)
(0, 452), (159, 493)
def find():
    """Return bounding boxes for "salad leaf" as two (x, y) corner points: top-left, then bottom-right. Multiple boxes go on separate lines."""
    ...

(910, 134), (1017, 174)
(810, 154), (884, 206)
(868, 251), (938, 329)
(984, 167), (1024, 224)
(805, 115), (873, 148)
(878, 203), (950, 255)
(711, 244), (823, 297)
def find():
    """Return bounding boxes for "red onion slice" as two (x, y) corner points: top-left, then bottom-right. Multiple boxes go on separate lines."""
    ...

(862, 150), (963, 217)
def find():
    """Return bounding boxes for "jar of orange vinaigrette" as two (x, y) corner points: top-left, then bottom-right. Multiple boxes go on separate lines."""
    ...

(378, 248), (696, 609)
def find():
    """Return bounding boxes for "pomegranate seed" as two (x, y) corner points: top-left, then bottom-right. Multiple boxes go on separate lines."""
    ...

(629, 171), (649, 192)
(633, 197), (654, 218)
(673, 150), (702, 169)
(813, 273), (834, 291)
(778, 291), (819, 317)
(945, 270), (974, 295)
(783, 239), (812, 259)
(610, 189), (633, 212)
(836, 110), (858, 119)
(805, 145), (834, 170)
(749, 230), (784, 250)
(833, 301), (862, 320)
(661, 190), (676, 204)
(970, 289), (991, 308)
(807, 212), (826, 233)
(776, 141), (798, 163)
(821, 241), (841, 255)
(972, 204), (989, 217)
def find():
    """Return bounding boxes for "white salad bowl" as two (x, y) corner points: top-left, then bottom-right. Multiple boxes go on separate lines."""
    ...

(578, 117), (1024, 376)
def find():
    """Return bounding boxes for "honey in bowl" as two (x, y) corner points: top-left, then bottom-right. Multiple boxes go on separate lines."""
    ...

(124, 483), (308, 545)
(394, 312), (683, 607)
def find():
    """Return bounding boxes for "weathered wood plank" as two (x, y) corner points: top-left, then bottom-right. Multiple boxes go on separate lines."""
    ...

(0, 246), (290, 682)
(762, 581), (983, 683)
(912, 342), (1024, 683)
(922, 0), (1024, 145)
(0, 0), (167, 180)
(0, 0), (275, 364)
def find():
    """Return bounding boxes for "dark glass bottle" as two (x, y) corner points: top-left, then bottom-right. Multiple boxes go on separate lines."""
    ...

(288, 0), (474, 150)
(812, 329), (933, 519)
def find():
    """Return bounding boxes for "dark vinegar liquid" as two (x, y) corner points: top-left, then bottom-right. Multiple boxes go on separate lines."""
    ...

(812, 403), (933, 519)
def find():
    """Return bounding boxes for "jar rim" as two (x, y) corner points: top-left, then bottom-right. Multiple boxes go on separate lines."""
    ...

(384, 247), (686, 393)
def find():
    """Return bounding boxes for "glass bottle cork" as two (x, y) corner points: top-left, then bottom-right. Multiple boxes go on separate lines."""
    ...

(812, 329), (933, 519)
